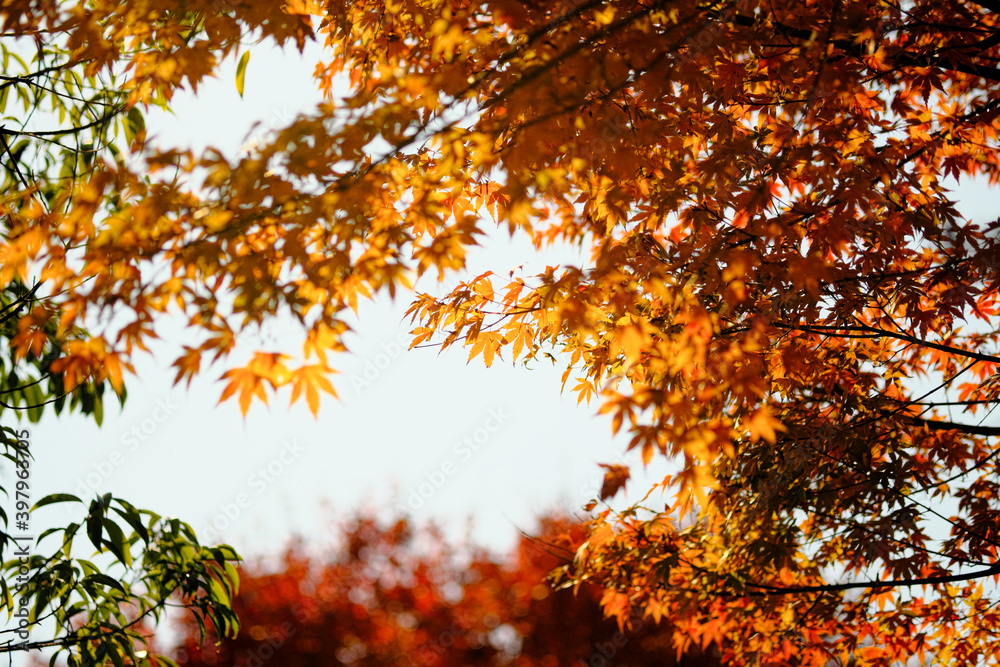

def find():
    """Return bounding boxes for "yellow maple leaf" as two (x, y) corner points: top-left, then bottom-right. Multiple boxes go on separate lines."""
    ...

(218, 366), (268, 415)
(746, 405), (787, 444)
(617, 325), (645, 364)
(289, 364), (338, 417)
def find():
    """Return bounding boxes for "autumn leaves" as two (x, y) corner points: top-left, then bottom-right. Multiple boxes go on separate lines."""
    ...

(4, 0), (1000, 664)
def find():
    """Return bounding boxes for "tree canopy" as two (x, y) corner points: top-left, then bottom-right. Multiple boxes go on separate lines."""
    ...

(5, 0), (1000, 664)
(170, 513), (719, 667)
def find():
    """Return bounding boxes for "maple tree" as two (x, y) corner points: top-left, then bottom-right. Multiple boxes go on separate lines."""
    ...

(6, 0), (1000, 664)
(169, 512), (719, 666)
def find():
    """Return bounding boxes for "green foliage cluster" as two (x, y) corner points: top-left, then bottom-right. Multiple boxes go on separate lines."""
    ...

(0, 2), (244, 664)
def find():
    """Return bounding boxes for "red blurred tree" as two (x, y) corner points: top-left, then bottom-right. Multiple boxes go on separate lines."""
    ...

(170, 514), (719, 667)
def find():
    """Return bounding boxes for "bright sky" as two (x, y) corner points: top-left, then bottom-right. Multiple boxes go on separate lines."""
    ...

(25, 39), (670, 566)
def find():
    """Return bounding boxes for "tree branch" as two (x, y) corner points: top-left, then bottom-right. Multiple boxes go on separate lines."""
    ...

(745, 562), (1000, 595)
(732, 11), (1000, 83)
(914, 417), (1000, 437)
(773, 320), (1000, 365)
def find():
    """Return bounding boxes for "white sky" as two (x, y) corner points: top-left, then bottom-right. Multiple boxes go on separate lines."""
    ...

(24, 39), (670, 564)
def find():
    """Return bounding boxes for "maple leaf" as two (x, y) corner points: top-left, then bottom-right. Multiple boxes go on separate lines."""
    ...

(12, 318), (50, 362)
(745, 406), (787, 444)
(288, 364), (338, 417)
(573, 377), (597, 405)
(218, 366), (268, 415)
(598, 463), (630, 500)
(172, 346), (203, 389)
(467, 330), (504, 368)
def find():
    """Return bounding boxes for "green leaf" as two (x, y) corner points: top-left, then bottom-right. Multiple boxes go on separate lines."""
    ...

(93, 397), (103, 427)
(0, 578), (12, 620)
(108, 643), (125, 667)
(102, 518), (130, 567)
(31, 587), (52, 624)
(37, 526), (65, 543)
(62, 522), (78, 559)
(113, 501), (149, 543)
(8, 51), (26, 75)
(235, 51), (250, 98)
(84, 573), (126, 595)
(25, 382), (43, 423)
(86, 504), (104, 553)
(59, 601), (87, 620)
(192, 611), (206, 641)
(123, 106), (145, 148)
(211, 543), (240, 562)
(223, 561), (240, 593)
(32, 493), (82, 511)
